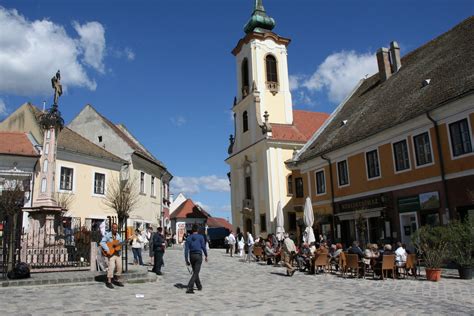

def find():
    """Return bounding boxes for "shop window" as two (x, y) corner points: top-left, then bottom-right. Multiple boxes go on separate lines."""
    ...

(413, 132), (433, 166)
(449, 118), (472, 157)
(393, 139), (410, 171)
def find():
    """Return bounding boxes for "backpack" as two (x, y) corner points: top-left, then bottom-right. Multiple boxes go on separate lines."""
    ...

(7, 262), (31, 280)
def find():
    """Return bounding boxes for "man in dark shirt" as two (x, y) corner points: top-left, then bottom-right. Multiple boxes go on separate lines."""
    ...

(184, 224), (208, 294)
(152, 227), (166, 275)
(348, 240), (364, 259)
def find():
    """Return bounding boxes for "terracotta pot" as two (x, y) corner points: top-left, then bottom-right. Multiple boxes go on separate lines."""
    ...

(425, 268), (442, 281)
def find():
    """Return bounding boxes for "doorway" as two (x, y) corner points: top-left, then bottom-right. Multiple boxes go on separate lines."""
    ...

(245, 218), (253, 234)
(399, 212), (418, 251)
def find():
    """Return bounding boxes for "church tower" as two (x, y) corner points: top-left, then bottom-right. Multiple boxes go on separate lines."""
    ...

(226, 1), (328, 237)
(232, 0), (293, 152)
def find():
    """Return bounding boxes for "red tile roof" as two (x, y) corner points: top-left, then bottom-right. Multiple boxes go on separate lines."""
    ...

(271, 110), (329, 143)
(0, 132), (39, 157)
(170, 199), (208, 219)
(206, 217), (233, 231)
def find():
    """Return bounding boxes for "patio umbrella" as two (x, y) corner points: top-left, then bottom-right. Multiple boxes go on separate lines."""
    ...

(275, 201), (285, 241)
(303, 197), (316, 244)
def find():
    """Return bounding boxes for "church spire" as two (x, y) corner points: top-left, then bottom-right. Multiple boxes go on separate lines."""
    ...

(243, 0), (276, 34)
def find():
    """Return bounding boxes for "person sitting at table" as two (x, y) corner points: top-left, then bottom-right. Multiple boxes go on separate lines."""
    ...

(363, 243), (380, 267)
(264, 237), (278, 265)
(296, 243), (312, 272)
(383, 244), (394, 255)
(309, 242), (317, 255)
(329, 243), (343, 271)
(348, 241), (364, 259)
(395, 242), (407, 267)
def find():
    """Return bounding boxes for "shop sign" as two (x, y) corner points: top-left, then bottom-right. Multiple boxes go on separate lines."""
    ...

(419, 191), (440, 210)
(398, 196), (420, 213)
(337, 195), (383, 213)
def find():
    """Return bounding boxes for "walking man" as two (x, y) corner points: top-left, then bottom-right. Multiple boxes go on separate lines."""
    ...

(146, 226), (154, 265)
(100, 223), (125, 289)
(152, 227), (166, 275)
(184, 224), (208, 294)
(227, 230), (236, 257)
(282, 233), (296, 276)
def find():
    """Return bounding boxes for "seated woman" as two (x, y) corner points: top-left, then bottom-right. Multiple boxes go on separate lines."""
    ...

(296, 243), (312, 272)
(264, 238), (278, 265)
(329, 243), (343, 271)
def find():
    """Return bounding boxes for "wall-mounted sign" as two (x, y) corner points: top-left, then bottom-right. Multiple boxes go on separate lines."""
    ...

(337, 195), (383, 213)
(419, 191), (440, 210)
(398, 196), (420, 213)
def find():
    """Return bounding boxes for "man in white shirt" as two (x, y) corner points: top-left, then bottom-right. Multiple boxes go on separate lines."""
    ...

(246, 232), (256, 262)
(227, 231), (236, 257)
(395, 242), (407, 267)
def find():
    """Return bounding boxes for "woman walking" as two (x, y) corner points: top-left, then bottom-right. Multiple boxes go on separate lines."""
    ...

(130, 229), (145, 265)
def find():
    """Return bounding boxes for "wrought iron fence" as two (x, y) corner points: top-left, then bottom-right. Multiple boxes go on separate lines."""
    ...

(0, 212), (22, 279)
(20, 215), (91, 271)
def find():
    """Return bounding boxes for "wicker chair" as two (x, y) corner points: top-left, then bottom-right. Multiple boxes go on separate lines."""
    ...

(345, 254), (361, 278)
(403, 254), (418, 278)
(381, 255), (396, 280)
(339, 251), (348, 278)
(314, 254), (329, 274)
(253, 246), (264, 261)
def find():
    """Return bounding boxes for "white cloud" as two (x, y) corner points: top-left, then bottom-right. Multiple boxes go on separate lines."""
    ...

(170, 116), (187, 127)
(124, 47), (135, 61)
(170, 175), (230, 196)
(289, 74), (303, 91)
(73, 21), (106, 73)
(301, 50), (378, 103)
(0, 99), (6, 116)
(0, 7), (106, 96)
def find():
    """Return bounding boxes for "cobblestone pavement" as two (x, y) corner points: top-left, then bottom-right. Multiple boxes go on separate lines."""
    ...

(0, 248), (472, 315)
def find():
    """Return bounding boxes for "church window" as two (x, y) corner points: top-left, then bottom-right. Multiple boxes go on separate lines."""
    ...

(243, 111), (248, 132)
(241, 58), (250, 96)
(265, 55), (278, 83)
(245, 176), (252, 200)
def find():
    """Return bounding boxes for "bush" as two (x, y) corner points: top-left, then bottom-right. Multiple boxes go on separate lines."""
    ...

(446, 219), (473, 267)
(412, 225), (449, 269)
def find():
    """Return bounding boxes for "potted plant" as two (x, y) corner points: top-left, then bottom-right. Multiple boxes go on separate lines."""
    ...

(446, 219), (473, 280)
(412, 225), (448, 281)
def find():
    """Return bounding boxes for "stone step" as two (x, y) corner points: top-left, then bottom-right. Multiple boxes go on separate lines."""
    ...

(1, 266), (157, 288)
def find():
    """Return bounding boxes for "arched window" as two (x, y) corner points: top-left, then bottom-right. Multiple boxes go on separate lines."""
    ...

(287, 175), (293, 195)
(241, 58), (249, 96)
(265, 55), (278, 83)
(243, 111), (248, 132)
(41, 178), (47, 193)
(43, 160), (48, 173)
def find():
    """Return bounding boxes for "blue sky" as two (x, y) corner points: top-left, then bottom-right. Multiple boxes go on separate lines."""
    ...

(0, 0), (472, 221)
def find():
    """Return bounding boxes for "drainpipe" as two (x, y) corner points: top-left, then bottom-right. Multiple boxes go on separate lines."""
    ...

(321, 154), (336, 241)
(426, 111), (451, 223)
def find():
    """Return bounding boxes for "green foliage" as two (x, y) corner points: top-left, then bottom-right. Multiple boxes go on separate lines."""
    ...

(411, 225), (449, 269)
(445, 219), (473, 267)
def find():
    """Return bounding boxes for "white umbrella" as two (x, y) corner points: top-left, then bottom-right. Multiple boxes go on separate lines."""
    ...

(275, 201), (285, 241)
(303, 197), (316, 244)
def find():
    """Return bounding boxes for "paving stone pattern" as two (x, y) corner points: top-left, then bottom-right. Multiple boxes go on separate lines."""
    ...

(0, 248), (472, 315)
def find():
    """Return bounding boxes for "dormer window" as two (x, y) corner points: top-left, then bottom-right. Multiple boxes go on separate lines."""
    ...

(241, 58), (250, 97)
(243, 111), (249, 132)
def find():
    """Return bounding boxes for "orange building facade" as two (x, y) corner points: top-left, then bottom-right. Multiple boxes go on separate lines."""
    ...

(287, 17), (474, 248)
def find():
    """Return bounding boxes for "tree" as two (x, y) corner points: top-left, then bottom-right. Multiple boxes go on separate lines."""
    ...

(55, 192), (75, 211)
(103, 175), (140, 231)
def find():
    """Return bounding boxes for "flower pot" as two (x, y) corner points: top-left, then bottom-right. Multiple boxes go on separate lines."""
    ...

(458, 266), (472, 280)
(425, 268), (442, 281)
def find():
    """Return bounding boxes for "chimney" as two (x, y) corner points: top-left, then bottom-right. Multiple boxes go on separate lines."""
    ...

(376, 47), (391, 82)
(389, 41), (401, 73)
